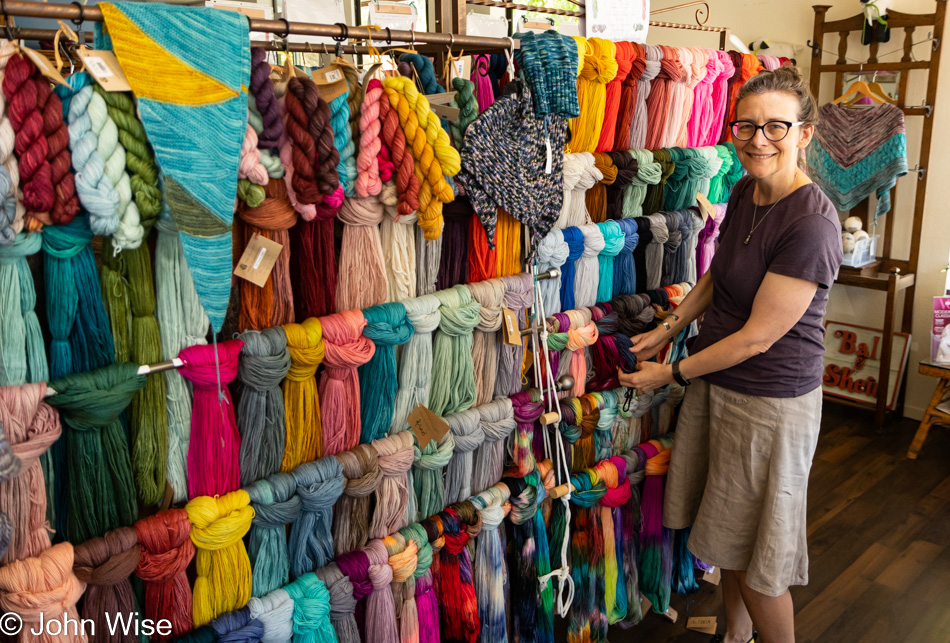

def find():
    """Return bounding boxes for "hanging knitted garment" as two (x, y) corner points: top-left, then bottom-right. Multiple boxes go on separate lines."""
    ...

(459, 86), (569, 248)
(96, 2), (249, 332)
(513, 31), (581, 119)
(290, 456), (345, 579)
(809, 102), (908, 219)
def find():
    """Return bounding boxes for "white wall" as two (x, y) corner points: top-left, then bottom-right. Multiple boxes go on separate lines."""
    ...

(649, 0), (950, 420)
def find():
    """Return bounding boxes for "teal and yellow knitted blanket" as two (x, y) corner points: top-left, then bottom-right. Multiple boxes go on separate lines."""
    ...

(96, 3), (250, 331)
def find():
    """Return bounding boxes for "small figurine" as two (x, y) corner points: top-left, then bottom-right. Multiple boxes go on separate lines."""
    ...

(861, 0), (893, 45)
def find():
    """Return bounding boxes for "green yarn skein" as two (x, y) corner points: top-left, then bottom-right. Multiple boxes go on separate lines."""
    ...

(47, 362), (145, 543)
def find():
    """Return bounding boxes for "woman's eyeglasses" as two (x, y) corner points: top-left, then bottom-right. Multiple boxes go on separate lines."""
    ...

(729, 120), (805, 142)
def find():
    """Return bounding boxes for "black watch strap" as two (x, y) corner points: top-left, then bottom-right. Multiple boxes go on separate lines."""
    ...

(672, 360), (691, 387)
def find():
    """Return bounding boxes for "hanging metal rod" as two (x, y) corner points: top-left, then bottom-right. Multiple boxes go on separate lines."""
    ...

(464, 0), (584, 18)
(650, 1), (710, 26)
(0, 0), (522, 50)
(44, 358), (184, 397)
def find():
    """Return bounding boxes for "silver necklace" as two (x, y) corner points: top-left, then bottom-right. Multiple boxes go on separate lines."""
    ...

(744, 172), (798, 245)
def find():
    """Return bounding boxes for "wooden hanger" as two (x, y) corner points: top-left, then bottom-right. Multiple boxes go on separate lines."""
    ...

(832, 79), (894, 105)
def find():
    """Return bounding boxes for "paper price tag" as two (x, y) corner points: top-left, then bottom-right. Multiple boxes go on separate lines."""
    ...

(378, 3), (413, 14)
(429, 103), (460, 122)
(408, 403), (450, 450)
(703, 566), (721, 585)
(453, 57), (471, 80)
(661, 605), (678, 623)
(640, 595), (652, 614)
(502, 308), (521, 347)
(427, 91), (457, 106)
(233, 233), (283, 287)
(21, 47), (69, 88)
(695, 191), (715, 222)
(687, 616), (718, 634)
(312, 64), (349, 103)
(78, 50), (133, 92)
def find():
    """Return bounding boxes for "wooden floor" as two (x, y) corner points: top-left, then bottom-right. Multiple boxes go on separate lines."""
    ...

(597, 402), (950, 642)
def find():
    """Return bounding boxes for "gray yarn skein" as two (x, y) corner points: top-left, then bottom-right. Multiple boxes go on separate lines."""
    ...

(471, 399), (516, 495)
(314, 562), (361, 643)
(0, 420), (20, 558)
(443, 408), (484, 505)
(237, 327), (291, 486)
(289, 456), (345, 579)
(246, 473), (301, 598)
(644, 213), (669, 291)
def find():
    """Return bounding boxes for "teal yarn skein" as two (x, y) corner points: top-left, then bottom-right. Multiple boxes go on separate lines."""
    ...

(0, 231), (47, 387)
(246, 472), (301, 598)
(329, 92), (357, 197)
(284, 573), (336, 643)
(596, 220), (625, 303)
(358, 302), (414, 444)
(289, 456), (345, 579)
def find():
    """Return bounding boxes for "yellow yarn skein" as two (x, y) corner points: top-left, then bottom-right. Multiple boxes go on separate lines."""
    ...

(570, 38), (619, 153)
(384, 76), (461, 177)
(382, 84), (449, 240)
(572, 36), (590, 77)
(186, 490), (255, 626)
(281, 318), (325, 470)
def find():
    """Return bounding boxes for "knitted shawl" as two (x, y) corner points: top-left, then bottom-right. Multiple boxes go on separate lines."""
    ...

(809, 103), (907, 220)
(96, 3), (249, 331)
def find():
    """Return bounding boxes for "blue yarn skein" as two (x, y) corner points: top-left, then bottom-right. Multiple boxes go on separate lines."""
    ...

(289, 456), (345, 579)
(246, 473), (301, 597)
(613, 218), (639, 297)
(210, 606), (265, 643)
(559, 226), (585, 311)
(358, 303), (414, 444)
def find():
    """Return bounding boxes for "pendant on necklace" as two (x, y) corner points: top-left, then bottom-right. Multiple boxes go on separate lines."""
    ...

(744, 234), (751, 245)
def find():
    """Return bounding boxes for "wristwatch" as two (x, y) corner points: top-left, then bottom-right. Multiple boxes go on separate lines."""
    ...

(672, 360), (691, 387)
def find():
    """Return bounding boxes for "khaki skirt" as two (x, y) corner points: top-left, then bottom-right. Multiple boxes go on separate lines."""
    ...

(663, 378), (822, 597)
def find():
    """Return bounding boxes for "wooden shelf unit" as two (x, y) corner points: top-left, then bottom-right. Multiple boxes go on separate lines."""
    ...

(809, 2), (946, 428)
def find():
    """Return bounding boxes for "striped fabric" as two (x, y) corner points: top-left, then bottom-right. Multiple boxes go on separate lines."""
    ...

(809, 103), (907, 220)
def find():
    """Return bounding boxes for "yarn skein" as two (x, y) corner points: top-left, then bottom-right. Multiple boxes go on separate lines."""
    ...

(180, 340), (243, 499)
(364, 539), (401, 643)
(596, 40), (634, 153)
(210, 606), (265, 642)
(0, 542), (85, 643)
(134, 509), (195, 641)
(429, 285), (481, 417)
(369, 431), (416, 540)
(237, 327), (290, 485)
(0, 40), (24, 240)
(400, 522), (440, 643)
(332, 443), (383, 555)
(319, 309), (375, 455)
(186, 490), (255, 626)
(495, 273), (534, 398)
(314, 562), (360, 643)
(290, 457), (345, 579)
(336, 194), (388, 312)
(72, 526), (140, 643)
(465, 278), (506, 406)
(247, 588), (294, 643)
(571, 38), (619, 153)
(284, 572), (336, 643)
(280, 318), (324, 470)
(471, 399), (516, 495)
(0, 383), (58, 563)
(412, 427), (455, 521)
(0, 232), (47, 388)
(359, 302), (414, 443)
(383, 533), (419, 643)
(443, 408), (484, 505)
(246, 472), (301, 598)
(47, 362), (144, 543)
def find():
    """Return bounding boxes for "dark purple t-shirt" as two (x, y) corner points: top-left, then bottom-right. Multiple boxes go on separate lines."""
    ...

(691, 175), (843, 397)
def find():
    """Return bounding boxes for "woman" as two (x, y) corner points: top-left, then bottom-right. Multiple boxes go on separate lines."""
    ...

(619, 67), (842, 643)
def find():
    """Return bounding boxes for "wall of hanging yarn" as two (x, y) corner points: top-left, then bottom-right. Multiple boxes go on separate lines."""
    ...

(0, 1), (788, 639)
